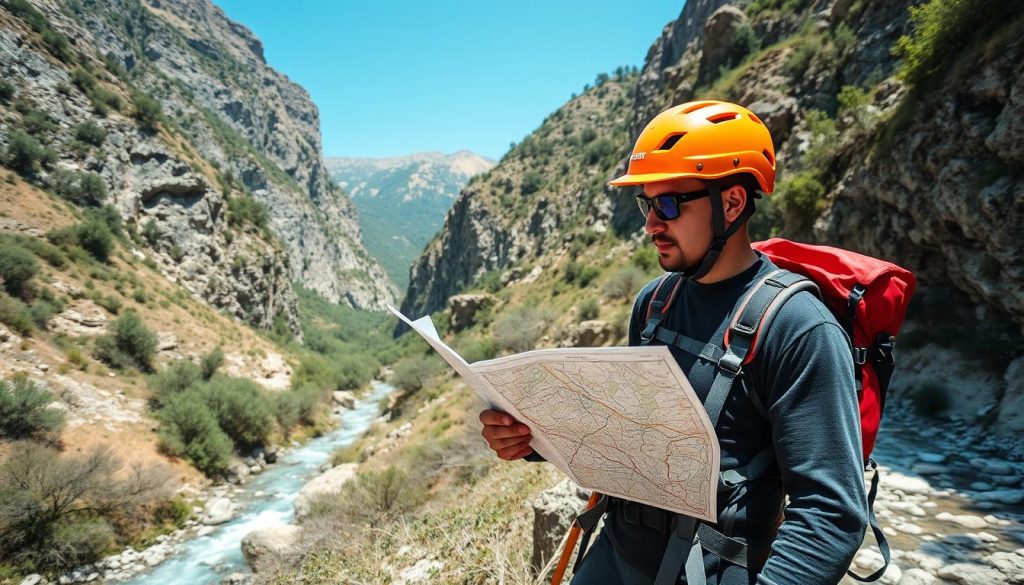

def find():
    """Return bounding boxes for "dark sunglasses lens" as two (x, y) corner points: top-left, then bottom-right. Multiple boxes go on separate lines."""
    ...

(636, 196), (651, 218)
(652, 195), (680, 220)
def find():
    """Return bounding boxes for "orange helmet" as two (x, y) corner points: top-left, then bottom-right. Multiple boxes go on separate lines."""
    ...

(608, 100), (776, 193)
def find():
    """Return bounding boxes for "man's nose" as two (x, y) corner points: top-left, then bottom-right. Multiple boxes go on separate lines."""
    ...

(644, 207), (666, 235)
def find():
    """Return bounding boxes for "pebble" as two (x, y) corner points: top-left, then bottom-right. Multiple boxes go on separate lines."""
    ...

(970, 481), (994, 491)
(935, 512), (988, 529)
(910, 463), (946, 475)
(897, 567), (936, 585)
(917, 452), (946, 464)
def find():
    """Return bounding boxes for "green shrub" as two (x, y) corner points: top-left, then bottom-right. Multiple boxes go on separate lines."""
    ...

(157, 392), (233, 476)
(310, 467), (421, 524)
(602, 266), (645, 299)
(93, 311), (158, 371)
(0, 293), (33, 335)
(132, 91), (163, 131)
(580, 127), (597, 144)
(458, 337), (497, 363)
(200, 376), (275, 449)
(577, 298), (600, 322)
(391, 355), (442, 393)
(631, 246), (659, 272)
(52, 170), (109, 207)
(493, 307), (552, 353)
(0, 80), (15, 103)
(29, 299), (58, 329)
(4, 130), (44, 175)
(22, 109), (55, 136)
(521, 170), (544, 195)
(94, 293), (122, 315)
(584, 138), (618, 166)
(776, 172), (827, 233)
(200, 345), (224, 380)
(726, 22), (761, 70)
(894, 0), (1022, 88)
(142, 219), (160, 244)
(0, 442), (169, 570)
(0, 375), (65, 441)
(0, 242), (39, 297)
(13, 234), (66, 268)
(75, 218), (114, 261)
(578, 266), (602, 287)
(73, 121), (106, 146)
(783, 36), (820, 79)
(150, 360), (202, 401)
(227, 194), (269, 229)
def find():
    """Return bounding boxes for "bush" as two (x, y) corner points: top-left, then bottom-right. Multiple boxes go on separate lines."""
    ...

(52, 170), (109, 206)
(0, 242), (39, 297)
(200, 376), (274, 449)
(74, 218), (114, 261)
(29, 299), (58, 329)
(493, 307), (552, 353)
(132, 91), (163, 131)
(0, 375), (65, 441)
(726, 22), (761, 69)
(584, 138), (618, 166)
(157, 392), (233, 476)
(577, 298), (600, 322)
(200, 346), (224, 380)
(22, 109), (55, 136)
(578, 265), (602, 287)
(457, 338), (497, 363)
(520, 170), (544, 195)
(0, 442), (170, 570)
(149, 360), (202, 401)
(94, 311), (158, 371)
(0, 292), (34, 335)
(391, 355), (442, 393)
(631, 246), (659, 272)
(894, 0), (1021, 88)
(310, 467), (421, 524)
(227, 195), (269, 229)
(776, 172), (827, 233)
(0, 79), (15, 103)
(602, 266), (646, 300)
(4, 130), (44, 175)
(73, 121), (106, 146)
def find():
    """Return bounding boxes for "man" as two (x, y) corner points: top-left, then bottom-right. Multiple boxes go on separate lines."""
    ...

(480, 100), (868, 584)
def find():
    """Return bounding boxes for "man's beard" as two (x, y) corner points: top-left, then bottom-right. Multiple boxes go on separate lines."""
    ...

(653, 236), (701, 274)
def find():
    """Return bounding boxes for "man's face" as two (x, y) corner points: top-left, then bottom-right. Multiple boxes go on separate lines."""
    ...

(641, 177), (714, 273)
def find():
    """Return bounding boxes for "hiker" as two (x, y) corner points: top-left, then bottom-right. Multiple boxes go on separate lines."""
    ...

(480, 100), (870, 584)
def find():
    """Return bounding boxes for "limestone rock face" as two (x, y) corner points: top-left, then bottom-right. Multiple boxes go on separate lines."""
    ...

(241, 524), (301, 573)
(4, 0), (393, 315)
(698, 6), (748, 86)
(564, 320), (613, 348)
(448, 293), (497, 332)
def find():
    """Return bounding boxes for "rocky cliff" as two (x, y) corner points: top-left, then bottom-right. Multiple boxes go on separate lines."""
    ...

(402, 0), (1024, 432)
(2, 0), (394, 315)
(325, 150), (494, 291)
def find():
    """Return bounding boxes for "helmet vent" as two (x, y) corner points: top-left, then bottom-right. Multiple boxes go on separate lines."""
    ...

(749, 113), (764, 125)
(681, 102), (716, 114)
(655, 133), (685, 151)
(762, 149), (775, 166)
(708, 112), (739, 124)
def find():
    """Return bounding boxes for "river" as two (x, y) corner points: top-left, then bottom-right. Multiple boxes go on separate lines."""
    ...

(121, 380), (393, 585)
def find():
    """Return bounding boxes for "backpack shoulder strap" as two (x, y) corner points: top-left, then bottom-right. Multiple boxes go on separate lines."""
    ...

(640, 272), (684, 345)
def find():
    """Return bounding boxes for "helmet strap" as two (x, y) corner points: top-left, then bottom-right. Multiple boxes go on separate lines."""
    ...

(682, 180), (755, 281)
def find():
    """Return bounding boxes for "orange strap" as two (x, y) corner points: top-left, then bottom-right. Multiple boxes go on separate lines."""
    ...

(551, 491), (601, 585)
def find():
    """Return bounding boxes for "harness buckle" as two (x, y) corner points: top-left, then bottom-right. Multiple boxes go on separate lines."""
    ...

(718, 353), (743, 375)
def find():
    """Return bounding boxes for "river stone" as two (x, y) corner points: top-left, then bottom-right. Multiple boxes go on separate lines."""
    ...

(911, 463), (946, 475)
(897, 568), (936, 585)
(879, 563), (902, 585)
(294, 463), (358, 517)
(332, 391), (356, 409)
(975, 489), (1024, 505)
(882, 472), (932, 495)
(987, 551), (1024, 575)
(937, 562), (1007, 584)
(18, 575), (42, 585)
(935, 511), (988, 529)
(203, 498), (235, 525)
(917, 453), (946, 464)
(241, 524), (300, 573)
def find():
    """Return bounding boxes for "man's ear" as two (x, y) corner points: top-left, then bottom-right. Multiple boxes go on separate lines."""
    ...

(721, 184), (748, 222)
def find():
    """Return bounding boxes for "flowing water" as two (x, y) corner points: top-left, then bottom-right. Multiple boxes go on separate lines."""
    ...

(122, 381), (393, 585)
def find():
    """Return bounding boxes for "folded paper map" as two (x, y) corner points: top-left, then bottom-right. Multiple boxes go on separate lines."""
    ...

(388, 305), (720, 522)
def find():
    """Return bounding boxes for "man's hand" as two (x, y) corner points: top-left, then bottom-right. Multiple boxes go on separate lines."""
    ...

(479, 409), (534, 460)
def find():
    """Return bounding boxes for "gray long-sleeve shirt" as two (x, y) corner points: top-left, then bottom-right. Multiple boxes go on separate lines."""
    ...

(604, 252), (868, 584)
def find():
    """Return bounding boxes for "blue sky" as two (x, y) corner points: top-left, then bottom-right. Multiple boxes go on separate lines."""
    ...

(213, 1), (682, 160)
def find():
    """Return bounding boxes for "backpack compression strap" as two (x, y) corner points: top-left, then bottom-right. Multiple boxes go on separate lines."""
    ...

(640, 272), (685, 345)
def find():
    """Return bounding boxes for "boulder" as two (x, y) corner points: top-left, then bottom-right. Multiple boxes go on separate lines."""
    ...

(240, 524), (300, 573)
(202, 497), (235, 525)
(225, 462), (251, 484)
(698, 5), (749, 86)
(531, 479), (590, 572)
(18, 575), (43, 585)
(294, 463), (358, 517)
(448, 294), (497, 332)
(564, 320), (613, 348)
(332, 391), (356, 409)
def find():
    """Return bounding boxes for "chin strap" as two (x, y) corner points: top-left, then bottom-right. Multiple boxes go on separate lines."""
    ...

(682, 181), (755, 281)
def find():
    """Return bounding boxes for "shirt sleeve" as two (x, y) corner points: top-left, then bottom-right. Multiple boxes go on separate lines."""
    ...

(756, 321), (869, 585)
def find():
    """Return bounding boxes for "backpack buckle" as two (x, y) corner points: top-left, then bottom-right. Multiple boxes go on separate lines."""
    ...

(853, 347), (869, 365)
(718, 353), (743, 375)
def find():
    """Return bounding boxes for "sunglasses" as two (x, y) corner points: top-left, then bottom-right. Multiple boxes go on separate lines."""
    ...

(636, 189), (711, 221)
